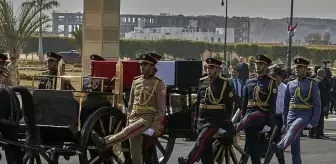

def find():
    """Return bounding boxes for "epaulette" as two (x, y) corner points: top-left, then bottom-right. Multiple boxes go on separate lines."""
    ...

(309, 77), (321, 82)
(154, 75), (162, 81)
(267, 75), (276, 81)
(200, 76), (209, 81)
(249, 73), (257, 79)
(133, 75), (142, 80)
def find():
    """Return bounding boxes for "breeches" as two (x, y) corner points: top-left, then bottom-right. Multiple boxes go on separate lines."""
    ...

(104, 118), (152, 164)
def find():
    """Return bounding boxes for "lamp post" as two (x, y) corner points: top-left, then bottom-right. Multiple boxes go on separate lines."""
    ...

(287, 0), (294, 68)
(221, 0), (228, 66)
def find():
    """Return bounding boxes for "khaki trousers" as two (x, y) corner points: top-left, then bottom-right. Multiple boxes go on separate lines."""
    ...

(104, 118), (152, 164)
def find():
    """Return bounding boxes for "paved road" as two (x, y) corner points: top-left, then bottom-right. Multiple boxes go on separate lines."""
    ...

(1, 116), (336, 164)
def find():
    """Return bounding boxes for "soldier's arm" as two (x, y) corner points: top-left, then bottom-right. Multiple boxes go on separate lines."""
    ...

(309, 82), (321, 126)
(150, 81), (166, 130)
(267, 79), (278, 126)
(127, 82), (135, 116)
(282, 84), (290, 127)
(241, 85), (248, 117)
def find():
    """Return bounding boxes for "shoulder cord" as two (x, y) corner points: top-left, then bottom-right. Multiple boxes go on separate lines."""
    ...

(138, 79), (159, 106)
(294, 80), (313, 106)
(254, 79), (273, 110)
(205, 81), (227, 104)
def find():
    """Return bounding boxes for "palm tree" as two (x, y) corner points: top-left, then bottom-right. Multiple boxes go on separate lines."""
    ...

(22, 0), (60, 62)
(0, 0), (50, 70)
(71, 25), (83, 54)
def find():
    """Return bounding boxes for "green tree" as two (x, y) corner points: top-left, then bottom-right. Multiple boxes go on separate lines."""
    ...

(71, 25), (83, 54)
(248, 57), (256, 73)
(305, 33), (322, 45)
(22, 0), (60, 61)
(0, 0), (50, 59)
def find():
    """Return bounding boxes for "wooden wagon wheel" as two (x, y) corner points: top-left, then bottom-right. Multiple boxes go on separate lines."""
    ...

(213, 135), (248, 164)
(23, 151), (54, 164)
(78, 107), (130, 164)
(149, 134), (176, 164)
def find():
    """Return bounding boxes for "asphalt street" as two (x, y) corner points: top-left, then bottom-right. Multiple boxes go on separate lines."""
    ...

(1, 116), (336, 164)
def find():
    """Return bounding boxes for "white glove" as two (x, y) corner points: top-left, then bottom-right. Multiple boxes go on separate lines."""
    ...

(143, 128), (155, 136)
(306, 124), (313, 129)
(218, 128), (227, 134)
(261, 125), (271, 133)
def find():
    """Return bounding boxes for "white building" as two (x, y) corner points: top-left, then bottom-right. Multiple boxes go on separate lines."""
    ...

(125, 26), (235, 43)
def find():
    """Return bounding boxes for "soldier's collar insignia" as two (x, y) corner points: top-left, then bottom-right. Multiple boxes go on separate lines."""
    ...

(229, 92), (233, 97)
(273, 88), (277, 93)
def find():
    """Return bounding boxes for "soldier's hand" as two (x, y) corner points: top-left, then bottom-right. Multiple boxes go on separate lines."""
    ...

(143, 128), (155, 136)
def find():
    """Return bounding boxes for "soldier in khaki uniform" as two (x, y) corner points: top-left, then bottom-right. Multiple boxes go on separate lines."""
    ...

(0, 53), (12, 86)
(91, 53), (166, 164)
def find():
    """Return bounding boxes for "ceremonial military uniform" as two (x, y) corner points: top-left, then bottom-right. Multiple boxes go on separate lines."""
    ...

(271, 58), (321, 164)
(234, 55), (277, 164)
(38, 52), (74, 90)
(0, 53), (12, 86)
(178, 57), (234, 164)
(83, 54), (106, 92)
(91, 54), (165, 164)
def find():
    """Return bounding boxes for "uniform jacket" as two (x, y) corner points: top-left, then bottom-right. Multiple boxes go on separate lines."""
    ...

(194, 75), (234, 127)
(283, 77), (321, 127)
(38, 70), (74, 90)
(128, 75), (166, 131)
(242, 75), (277, 125)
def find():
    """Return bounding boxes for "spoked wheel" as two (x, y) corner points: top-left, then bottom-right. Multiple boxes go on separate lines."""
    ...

(213, 136), (248, 164)
(151, 134), (176, 164)
(79, 107), (129, 164)
(23, 151), (54, 164)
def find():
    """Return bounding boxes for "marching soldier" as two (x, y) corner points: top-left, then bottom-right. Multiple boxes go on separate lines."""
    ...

(7, 56), (19, 86)
(38, 52), (74, 90)
(177, 57), (234, 164)
(234, 55), (277, 164)
(91, 53), (166, 164)
(0, 53), (12, 86)
(270, 58), (321, 164)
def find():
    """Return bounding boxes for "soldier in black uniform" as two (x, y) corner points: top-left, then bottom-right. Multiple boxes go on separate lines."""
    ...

(178, 57), (234, 164)
(234, 55), (277, 164)
(38, 52), (74, 90)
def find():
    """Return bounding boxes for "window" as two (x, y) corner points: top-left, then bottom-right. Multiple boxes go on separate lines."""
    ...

(218, 38), (221, 42)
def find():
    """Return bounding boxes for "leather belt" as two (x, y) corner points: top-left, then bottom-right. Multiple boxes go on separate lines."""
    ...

(199, 104), (226, 110)
(133, 105), (156, 111)
(247, 102), (269, 107)
(289, 104), (312, 109)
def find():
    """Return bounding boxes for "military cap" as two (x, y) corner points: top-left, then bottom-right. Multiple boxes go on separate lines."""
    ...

(205, 57), (222, 67)
(148, 53), (161, 61)
(90, 54), (105, 61)
(0, 53), (8, 61)
(46, 52), (62, 61)
(138, 53), (158, 65)
(294, 57), (309, 67)
(255, 55), (272, 64)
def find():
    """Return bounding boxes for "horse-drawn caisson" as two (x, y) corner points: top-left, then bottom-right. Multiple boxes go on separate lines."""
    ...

(0, 53), (248, 164)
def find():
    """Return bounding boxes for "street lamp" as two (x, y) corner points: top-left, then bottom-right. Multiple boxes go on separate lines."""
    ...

(221, 0), (228, 66)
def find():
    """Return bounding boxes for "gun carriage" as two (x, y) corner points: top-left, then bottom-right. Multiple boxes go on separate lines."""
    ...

(0, 58), (248, 164)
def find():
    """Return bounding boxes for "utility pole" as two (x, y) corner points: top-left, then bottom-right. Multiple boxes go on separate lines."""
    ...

(287, 0), (294, 68)
(221, 0), (228, 66)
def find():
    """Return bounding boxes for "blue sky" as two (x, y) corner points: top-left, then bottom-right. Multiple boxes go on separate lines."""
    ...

(11, 0), (336, 19)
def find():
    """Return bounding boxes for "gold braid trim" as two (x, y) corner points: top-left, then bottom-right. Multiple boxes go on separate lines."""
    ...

(294, 80), (313, 106)
(254, 79), (273, 111)
(205, 81), (227, 104)
(138, 79), (159, 106)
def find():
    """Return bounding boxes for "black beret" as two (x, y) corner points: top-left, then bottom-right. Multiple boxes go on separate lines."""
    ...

(47, 52), (62, 61)
(294, 57), (309, 67)
(138, 54), (158, 65)
(90, 54), (105, 61)
(148, 53), (162, 61)
(255, 55), (272, 64)
(205, 57), (222, 67)
(0, 53), (8, 61)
